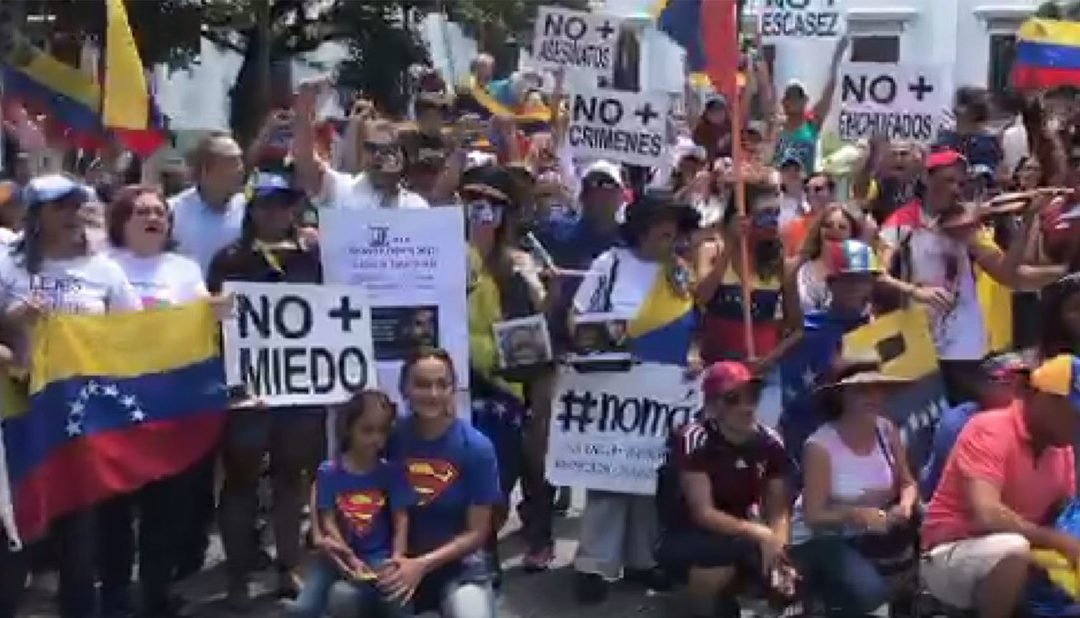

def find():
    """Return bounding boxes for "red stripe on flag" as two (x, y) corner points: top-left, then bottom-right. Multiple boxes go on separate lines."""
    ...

(1011, 63), (1080, 91)
(702, 0), (740, 102)
(13, 411), (223, 542)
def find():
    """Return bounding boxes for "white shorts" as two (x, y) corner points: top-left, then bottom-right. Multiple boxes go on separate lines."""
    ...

(921, 533), (1030, 609)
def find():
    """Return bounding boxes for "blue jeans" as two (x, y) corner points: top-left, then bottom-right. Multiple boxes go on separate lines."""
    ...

(288, 555), (410, 618)
(793, 536), (889, 617)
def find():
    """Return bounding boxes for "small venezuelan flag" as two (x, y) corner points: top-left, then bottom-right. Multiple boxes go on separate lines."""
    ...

(2, 301), (226, 542)
(654, 0), (742, 101)
(1012, 18), (1080, 90)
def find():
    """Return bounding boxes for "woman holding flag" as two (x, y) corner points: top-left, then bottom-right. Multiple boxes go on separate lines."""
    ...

(0, 174), (141, 618)
(96, 184), (223, 617)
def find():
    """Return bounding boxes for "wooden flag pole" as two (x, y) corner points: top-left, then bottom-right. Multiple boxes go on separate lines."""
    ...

(731, 86), (756, 361)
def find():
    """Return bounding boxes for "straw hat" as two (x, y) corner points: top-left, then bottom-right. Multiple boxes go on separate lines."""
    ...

(814, 350), (912, 395)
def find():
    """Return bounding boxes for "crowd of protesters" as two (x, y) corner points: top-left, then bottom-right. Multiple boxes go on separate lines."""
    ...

(1, 31), (1080, 618)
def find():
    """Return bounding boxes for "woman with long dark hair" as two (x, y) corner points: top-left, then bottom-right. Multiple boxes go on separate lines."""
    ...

(792, 203), (864, 313)
(377, 348), (500, 617)
(207, 171), (325, 610)
(695, 180), (799, 365)
(0, 174), (140, 618)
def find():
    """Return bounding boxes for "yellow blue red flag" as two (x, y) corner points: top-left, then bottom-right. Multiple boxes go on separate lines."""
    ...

(1012, 18), (1080, 90)
(1, 301), (226, 542)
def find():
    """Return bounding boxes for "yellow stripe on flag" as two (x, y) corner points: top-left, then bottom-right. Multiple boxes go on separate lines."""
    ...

(842, 306), (939, 380)
(103, 0), (149, 130)
(29, 302), (219, 396)
(1017, 18), (1080, 46)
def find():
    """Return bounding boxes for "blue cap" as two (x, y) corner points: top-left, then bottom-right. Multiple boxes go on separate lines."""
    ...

(250, 172), (301, 199)
(22, 174), (91, 208)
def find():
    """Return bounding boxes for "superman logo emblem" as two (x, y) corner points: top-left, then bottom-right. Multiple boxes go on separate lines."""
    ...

(406, 458), (459, 506)
(336, 490), (386, 537)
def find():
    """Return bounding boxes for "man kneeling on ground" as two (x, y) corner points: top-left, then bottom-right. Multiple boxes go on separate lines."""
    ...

(657, 361), (795, 618)
(921, 354), (1080, 618)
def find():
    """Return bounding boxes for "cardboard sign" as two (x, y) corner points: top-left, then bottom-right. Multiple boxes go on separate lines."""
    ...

(837, 63), (950, 143)
(761, 0), (845, 41)
(545, 363), (701, 495)
(532, 6), (623, 79)
(222, 282), (376, 407)
(567, 89), (670, 167)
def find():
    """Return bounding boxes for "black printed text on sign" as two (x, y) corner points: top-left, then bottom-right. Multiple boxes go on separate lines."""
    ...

(222, 282), (376, 407)
(567, 90), (669, 168)
(545, 363), (701, 495)
(761, 0), (844, 41)
(837, 63), (949, 144)
(532, 7), (623, 78)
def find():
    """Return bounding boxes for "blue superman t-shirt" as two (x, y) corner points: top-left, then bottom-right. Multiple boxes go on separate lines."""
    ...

(388, 417), (501, 554)
(315, 459), (418, 569)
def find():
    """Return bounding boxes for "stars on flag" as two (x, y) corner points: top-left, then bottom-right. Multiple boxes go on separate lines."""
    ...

(64, 379), (147, 438)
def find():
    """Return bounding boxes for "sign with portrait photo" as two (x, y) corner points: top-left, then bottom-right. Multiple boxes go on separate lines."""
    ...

(319, 207), (470, 412)
(493, 314), (553, 370)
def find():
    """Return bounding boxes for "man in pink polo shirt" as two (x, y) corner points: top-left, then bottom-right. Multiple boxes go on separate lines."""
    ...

(921, 354), (1080, 618)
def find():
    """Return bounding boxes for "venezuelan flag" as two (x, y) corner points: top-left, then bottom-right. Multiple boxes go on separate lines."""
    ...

(1012, 18), (1080, 90)
(1, 301), (226, 542)
(455, 75), (552, 135)
(654, 0), (742, 101)
(626, 266), (698, 366)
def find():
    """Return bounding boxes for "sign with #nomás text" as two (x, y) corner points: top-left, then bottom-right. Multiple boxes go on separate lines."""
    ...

(532, 6), (623, 80)
(761, 0), (845, 41)
(222, 282), (376, 407)
(545, 363), (702, 495)
(567, 89), (670, 168)
(837, 63), (950, 144)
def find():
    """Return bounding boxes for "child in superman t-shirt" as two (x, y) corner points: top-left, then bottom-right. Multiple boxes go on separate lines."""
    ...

(286, 391), (417, 618)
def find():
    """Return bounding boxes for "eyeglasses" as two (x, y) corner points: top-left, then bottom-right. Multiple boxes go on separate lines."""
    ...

(466, 199), (505, 225)
(585, 178), (619, 191)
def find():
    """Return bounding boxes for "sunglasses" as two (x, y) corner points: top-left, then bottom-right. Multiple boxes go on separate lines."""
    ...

(585, 178), (619, 191)
(466, 199), (505, 225)
(364, 141), (401, 157)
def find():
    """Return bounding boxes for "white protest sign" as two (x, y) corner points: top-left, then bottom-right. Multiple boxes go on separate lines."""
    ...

(319, 207), (470, 414)
(837, 63), (950, 144)
(567, 89), (670, 167)
(761, 0), (845, 41)
(222, 282), (376, 407)
(545, 363), (701, 495)
(532, 7), (623, 80)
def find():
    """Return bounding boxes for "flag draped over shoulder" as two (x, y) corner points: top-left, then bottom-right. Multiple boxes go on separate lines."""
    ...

(1, 302), (226, 542)
(1011, 18), (1080, 90)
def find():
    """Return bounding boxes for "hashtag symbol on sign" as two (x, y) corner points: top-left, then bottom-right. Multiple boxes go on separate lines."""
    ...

(556, 389), (596, 433)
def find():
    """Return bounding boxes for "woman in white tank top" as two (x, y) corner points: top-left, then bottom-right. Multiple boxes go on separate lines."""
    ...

(790, 354), (920, 617)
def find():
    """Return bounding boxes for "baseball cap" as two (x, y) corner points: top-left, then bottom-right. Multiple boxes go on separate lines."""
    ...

(581, 160), (624, 188)
(783, 79), (808, 100)
(22, 174), (91, 208)
(702, 361), (760, 400)
(982, 352), (1030, 381)
(1029, 354), (1080, 411)
(250, 172), (302, 199)
(824, 239), (882, 278)
(926, 149), (967, 171)
(779, 156), (804, 170)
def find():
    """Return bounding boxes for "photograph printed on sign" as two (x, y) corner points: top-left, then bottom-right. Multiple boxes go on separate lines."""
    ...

(370, 305), (439, 361)
(493, 314), (553, 370)
(836, 63), (950, 144)
(760, 0), (845, 41)
(566, 89), (670, 168)
(567, 313), (632, 365)
(221, 281), (376, 407)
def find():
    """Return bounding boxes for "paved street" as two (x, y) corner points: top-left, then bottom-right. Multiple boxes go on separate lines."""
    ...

(19, 493), (674, 617)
